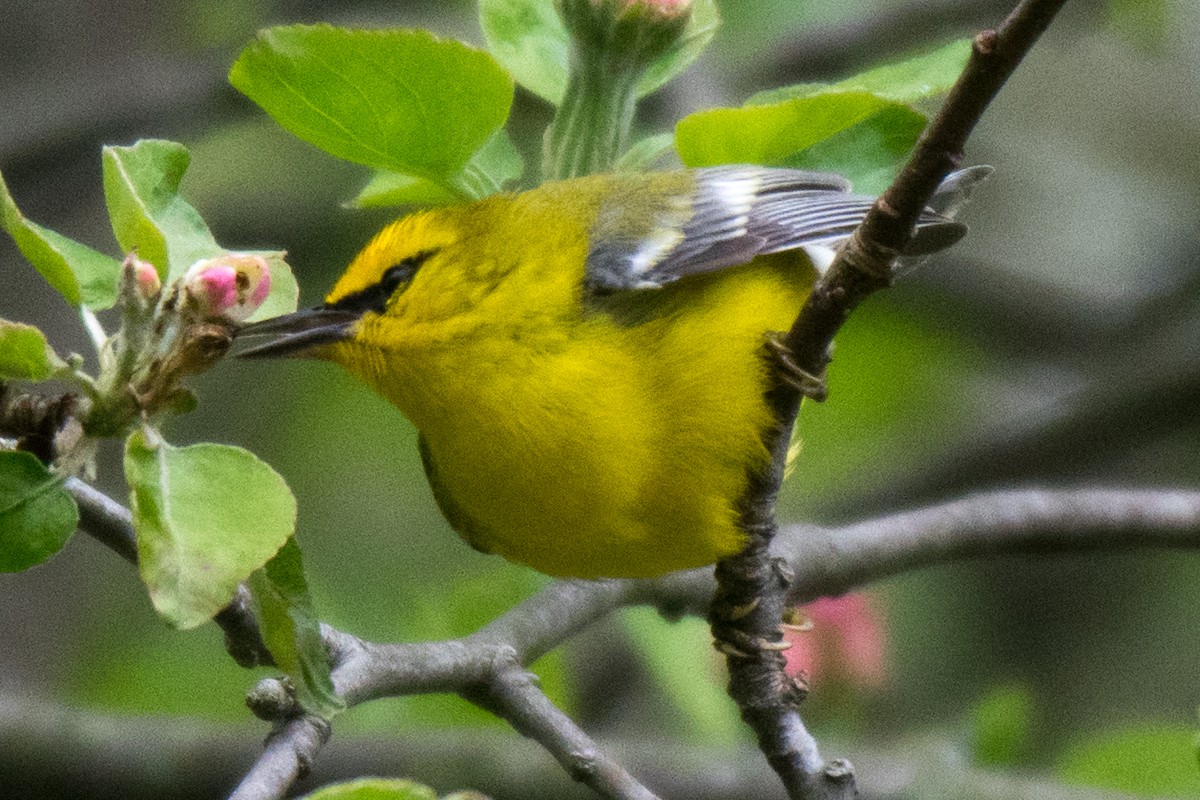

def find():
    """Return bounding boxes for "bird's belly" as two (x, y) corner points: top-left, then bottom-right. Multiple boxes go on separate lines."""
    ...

(413, 341), (751, 578)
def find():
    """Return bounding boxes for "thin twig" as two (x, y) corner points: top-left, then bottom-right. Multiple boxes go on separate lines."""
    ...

(714, 1), (1072, 797)
(464, 655), (662, 800)
(227, 715), (330, 800)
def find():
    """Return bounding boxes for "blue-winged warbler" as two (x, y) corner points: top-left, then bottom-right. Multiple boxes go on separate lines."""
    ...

(238, 166), (984, 578)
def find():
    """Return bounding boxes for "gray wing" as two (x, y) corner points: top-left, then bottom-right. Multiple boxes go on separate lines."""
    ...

(584, 165), (986, 294)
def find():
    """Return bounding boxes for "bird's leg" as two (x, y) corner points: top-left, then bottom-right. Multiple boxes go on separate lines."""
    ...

(764, 332), (828, 401)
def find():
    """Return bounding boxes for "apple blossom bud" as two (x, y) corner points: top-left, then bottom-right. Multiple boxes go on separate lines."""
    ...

(127, 256), (161, 300)
(182, 253), (271, 322)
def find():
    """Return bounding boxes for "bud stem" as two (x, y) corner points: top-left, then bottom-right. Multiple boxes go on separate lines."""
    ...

(542, 0), (690, 180)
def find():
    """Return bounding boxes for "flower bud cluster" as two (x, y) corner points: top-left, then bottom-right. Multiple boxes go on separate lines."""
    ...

(89, 250), (277, 432)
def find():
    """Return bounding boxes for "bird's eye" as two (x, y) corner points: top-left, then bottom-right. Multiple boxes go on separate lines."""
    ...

(379, 260), (417, 296)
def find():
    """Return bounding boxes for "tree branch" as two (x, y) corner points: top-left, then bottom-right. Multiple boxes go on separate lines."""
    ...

(227, 715), (330, 800)
(258, 487), (1200, 798)
(714, 0), (1070, 796)
(67, 478), (1200, 798)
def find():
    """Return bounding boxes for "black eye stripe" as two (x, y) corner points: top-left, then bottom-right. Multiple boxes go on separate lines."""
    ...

(325, 249), (437, 315)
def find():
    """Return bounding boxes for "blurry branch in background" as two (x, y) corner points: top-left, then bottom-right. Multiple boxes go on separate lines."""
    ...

(714, 0), (1069, 797)
(0, 692), (1152, 800)
(854, 346), (1200, 514)
(68, 479), (1200, 800)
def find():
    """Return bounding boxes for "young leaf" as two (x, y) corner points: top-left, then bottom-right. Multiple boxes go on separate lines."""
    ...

(0, 451), (78, 572)
(480, 0), (719, 104)
(0, 320), (66, 381)
(125, 429), (296, 630)
(0, 171), (122, 309)
(297, 778), (438, 800)
(637, 0), (720, 98)
(229, 25), (514, 186)
(102, 140), (224, 282)
(479, 0), (571, 104)
(242, 251), (300, 323)
(350, 172), (462, 210)
(447, 127), (525, 200)
(351, 129), (524, 208)
(615, 132), (676, 173)
(676, 91), (898, 168)
(246, 538), (343, 718)
(749, 39), (972, 106)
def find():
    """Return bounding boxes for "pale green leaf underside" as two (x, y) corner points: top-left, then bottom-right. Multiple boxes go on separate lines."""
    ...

(749, 39), (972, 106)
(125, 430), (297, 630)
(247, 538), (342, 717)
(1, 170), (121, 309)
(352, 127), (524, 207)
(102, 140), (225, 283)
(297, 778), (438, 800)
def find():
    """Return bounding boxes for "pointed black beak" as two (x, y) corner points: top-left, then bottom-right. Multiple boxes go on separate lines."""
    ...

(235, 306), (361, 359)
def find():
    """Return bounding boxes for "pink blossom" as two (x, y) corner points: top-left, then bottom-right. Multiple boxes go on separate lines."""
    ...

(182, 253), (271, 322)
(784, 592), (888, 689)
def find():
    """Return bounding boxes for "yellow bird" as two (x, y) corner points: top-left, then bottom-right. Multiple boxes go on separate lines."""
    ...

(238, 166), (982, 579)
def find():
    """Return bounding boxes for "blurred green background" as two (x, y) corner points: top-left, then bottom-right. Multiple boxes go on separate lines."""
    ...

(3, 0), (1200, 798)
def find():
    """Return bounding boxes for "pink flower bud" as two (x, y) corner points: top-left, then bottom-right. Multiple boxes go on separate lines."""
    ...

(133, 258), (162, 299)
(182, 253), (272, 322)
(119, 253), (162, 303)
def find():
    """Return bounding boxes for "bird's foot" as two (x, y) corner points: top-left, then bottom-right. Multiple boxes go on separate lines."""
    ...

(765, 332), (827, 401)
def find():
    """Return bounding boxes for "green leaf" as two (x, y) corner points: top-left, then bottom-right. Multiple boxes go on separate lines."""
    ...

(479, 0), (571, 104)
(102, 140), (224, 283)
(125, 429), (296, 630)
(676, 91), (899, 169)
(298, 778), (438, 800)
(0, 451), (78, 572)
(246, 538), (343, 718)
(480, 0), (718, 104)
(0, 170), (122, 309)
(749, 39), (972, 106)
(638, 0), (720, 98)
(1057, 725), (1200, 797)
(970, 683), (1034, 767)
(450, 127), (525, 199)
(350, 172), (462, 210)
(0, 320), (66, 381)
(229, 25), (514, 186)
(351, 128), (524, 208)
(615, 132), (676, 173)
(782, 103), (927, 194)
